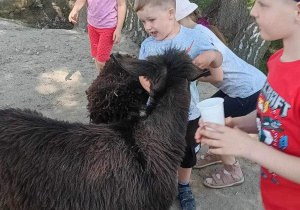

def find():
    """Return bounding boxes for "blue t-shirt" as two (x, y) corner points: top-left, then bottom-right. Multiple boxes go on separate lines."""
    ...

(194, 24), (266, 98)
(139, 26), (217, 121)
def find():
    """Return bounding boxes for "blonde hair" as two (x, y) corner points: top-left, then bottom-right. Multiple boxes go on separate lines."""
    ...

(134, 0), (175, 12)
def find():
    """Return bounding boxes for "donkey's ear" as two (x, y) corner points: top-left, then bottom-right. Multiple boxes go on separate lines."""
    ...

(186, 64), (211, 81)
(110, 53), (158, 79)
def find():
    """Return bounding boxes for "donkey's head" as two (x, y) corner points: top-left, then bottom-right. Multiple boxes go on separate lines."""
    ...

(111, 48), (210, 99)
(86, 54), (149, 124)
(87, 48), (209, 124)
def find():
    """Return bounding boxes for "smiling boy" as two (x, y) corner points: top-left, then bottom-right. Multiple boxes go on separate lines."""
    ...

(134, 0), (223, 209)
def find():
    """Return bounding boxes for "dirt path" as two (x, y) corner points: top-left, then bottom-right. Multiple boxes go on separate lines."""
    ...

(0, 18), (263, 210)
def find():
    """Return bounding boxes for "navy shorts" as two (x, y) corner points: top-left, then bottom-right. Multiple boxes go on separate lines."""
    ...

(180, 117), (200, 168)
(211, 90), (260, 118)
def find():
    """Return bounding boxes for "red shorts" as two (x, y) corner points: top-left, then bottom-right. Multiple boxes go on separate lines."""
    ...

(88, 24), (116, 63)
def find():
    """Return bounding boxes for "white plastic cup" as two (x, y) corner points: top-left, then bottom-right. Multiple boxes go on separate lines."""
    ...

(196, 98), (225, 130)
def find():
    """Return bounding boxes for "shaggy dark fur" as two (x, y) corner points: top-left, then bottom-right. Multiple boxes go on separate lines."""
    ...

(86, 55), (149, 124)
(0, 48), (208, 210)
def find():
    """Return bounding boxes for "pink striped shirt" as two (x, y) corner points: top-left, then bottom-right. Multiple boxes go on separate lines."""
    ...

(87, 0), (118, 29)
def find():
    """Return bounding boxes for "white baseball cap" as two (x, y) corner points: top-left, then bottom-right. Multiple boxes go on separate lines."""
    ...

(175, 0), (198, 21)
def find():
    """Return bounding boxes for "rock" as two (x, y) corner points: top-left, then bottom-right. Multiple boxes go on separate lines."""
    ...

(26, 50), (34, 55)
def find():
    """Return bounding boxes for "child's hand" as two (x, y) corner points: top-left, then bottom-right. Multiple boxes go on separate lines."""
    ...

(195, 118), (231, 143)
(113, 28), (122, 44)
(69, 10), (78, 24)
(193, 51), (216, 69)
(195, 118), (205, 143)
(199, 122), (252, 157)
(225, 117), (235, 128)
(139, 76), (150, 93)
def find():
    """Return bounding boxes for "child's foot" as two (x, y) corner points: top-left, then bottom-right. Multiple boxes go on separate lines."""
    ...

(203, 161), (244, 189)
(178, 184), (196, 210)
(193, 152), (222, 169)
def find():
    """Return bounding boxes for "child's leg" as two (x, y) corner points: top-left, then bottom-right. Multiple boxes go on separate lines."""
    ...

(178, 167), (192, 183)
(219, 89), (260, 166)
(88, 24), (101, 71)
(88, 25), (115, 72)
(179, 117), (200, 177)
(200, 90), (260, 188)
(95, 27), (116, 72)
(213, 91), (237, 166)
(178, 118), (199, 210)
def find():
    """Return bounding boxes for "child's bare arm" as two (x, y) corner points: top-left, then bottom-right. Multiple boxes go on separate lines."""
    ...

(210, 50), (223, 68)
(113, 0), (127, 43)
(199, 123), (300, 184)
(69, 0), (87, 24)
(116, 0), (126, 30)
(193, 50), (222, 69)
(197, 66), (223, 83)
(248, 139), (300, 184)
(231, 110), (258, 133)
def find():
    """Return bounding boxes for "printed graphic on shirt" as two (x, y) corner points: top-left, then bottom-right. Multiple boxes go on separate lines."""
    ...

(257, 81), (291, 184)
(186, 41), (194, 53)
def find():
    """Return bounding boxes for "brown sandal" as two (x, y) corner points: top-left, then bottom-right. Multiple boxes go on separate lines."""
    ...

(193, 152), (222, 169)
(203, 161), (244, 189)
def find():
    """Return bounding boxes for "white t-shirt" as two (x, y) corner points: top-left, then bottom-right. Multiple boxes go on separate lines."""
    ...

(194, 24), (266, 98)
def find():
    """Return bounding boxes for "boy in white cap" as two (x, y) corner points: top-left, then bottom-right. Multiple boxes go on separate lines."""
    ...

(176, 0), (266, 189)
